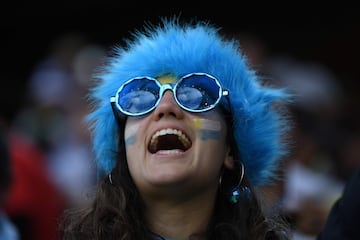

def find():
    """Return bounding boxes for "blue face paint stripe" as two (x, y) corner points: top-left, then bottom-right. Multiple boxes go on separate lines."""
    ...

(199, 129), (221, 141)
(190, 117), (222, 141)
(125, 124), (139, 147)
(125, 135), (136, 146)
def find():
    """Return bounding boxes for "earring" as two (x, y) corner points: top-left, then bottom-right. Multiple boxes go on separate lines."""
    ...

(229, 162), (250, 204)
(108, 173), (113, 184)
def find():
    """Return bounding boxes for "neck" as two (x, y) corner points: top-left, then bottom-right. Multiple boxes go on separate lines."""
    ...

(144, 188), (217, 240)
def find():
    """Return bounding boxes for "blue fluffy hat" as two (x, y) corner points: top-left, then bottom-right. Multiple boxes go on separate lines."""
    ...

(87, 18), (291, 186)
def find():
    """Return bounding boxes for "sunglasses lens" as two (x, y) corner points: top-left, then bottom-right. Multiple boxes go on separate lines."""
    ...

(118, 78), (159, 114)
(176, 74), (221, 111)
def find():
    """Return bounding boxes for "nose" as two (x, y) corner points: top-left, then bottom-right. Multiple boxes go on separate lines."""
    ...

(152, 90), (184, 120)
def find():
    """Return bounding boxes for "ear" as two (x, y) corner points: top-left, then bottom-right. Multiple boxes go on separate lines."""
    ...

(224, 146), (235, 170)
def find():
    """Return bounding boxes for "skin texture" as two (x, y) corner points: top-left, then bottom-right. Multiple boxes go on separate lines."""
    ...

(124, 90), (234, 238)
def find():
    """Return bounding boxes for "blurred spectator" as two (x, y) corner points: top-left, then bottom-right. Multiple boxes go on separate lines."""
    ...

(335, 129), (360, 181)
(229, 32), (349, 240)
(316, 166), (360, 240)
(267, 56), (344, 114)
(3, 32), (108, 239)
(231, 32), (360, 239)
(4, 129), (66, 240)
(11, 33), (106, 209)
(13, 33), (88, 152)
(266, 56), (347, 239)
(0, 122), (19, 240)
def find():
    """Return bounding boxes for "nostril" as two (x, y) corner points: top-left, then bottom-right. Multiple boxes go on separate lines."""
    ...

(157, 111), (177, 119)
(153, 91), (184, 119)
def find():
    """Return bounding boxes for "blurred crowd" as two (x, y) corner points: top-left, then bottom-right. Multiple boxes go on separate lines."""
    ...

(238, 33), (360, 240)
(1, 30), (359, 240)
(1, 33), (106, 240)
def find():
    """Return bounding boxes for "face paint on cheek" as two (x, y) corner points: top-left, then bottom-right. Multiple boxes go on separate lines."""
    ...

(124, 124), (139, 147)
(191, 117), (222, 141)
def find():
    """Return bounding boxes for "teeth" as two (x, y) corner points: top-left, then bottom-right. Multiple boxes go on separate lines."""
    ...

(157, 149), (183, 155)
(149, 128), (191, 152)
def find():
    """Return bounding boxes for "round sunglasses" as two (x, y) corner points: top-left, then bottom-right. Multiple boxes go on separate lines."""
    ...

(110, 72), (229, 117)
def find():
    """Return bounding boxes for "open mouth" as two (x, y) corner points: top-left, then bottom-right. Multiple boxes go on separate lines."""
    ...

(148, 128), (192, 154)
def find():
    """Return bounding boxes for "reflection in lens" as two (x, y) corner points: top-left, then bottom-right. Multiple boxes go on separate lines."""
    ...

(120, 90), (156, 114)
(177, 86), (202, 110)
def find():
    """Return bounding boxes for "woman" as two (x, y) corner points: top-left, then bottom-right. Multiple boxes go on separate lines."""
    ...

(62, 18), (292, 240)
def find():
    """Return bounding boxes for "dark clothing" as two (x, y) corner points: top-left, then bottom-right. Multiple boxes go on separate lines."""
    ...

(316, 166), (360, 240)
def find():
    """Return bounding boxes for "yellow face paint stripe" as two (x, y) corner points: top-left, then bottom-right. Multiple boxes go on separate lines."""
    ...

(158, 75), (176, 84)
(191, 117), (221, 131)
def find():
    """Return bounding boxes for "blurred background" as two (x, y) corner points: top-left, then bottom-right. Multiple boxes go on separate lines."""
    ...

(2, 2), (360, 240)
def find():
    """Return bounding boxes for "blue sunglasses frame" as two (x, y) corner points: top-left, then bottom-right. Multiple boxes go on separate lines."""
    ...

(110, 72), (229, 117)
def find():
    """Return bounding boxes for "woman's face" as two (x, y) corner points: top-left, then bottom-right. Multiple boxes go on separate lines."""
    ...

(124, 80), (234, 199)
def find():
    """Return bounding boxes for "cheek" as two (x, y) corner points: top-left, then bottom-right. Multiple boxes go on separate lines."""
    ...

(124, 121), (146, 168)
